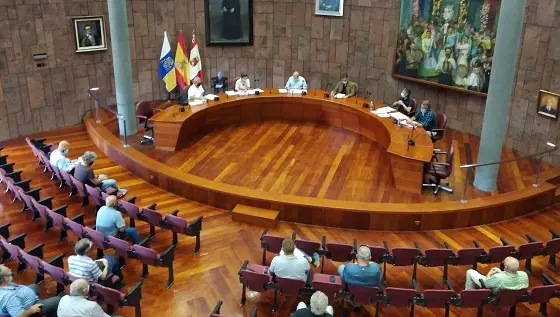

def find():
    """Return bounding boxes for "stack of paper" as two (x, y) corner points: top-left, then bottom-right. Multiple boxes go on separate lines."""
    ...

(290, 89), (306, 94)
(373, 112), (391, 118)
(205, 94), (219, 100)
(334, 93), (345, 99)
(254, 89), (264, 93)
(375, 106), (396, 113)
(225, 91), (236, 96)
(278, 88), (288, 94)
(400, 120), (415, 128)
(188, 100), (203, 106)
(389, 112), (408, 121)
(246, 89), (257, 95)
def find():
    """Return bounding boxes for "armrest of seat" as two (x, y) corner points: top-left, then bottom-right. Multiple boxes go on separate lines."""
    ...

(0, 163), (15, 174)
(210, 300), (223, 316)
(550, 229), (560, 239)
(499, 238), (511, 246)
(160, 245), (175, 267)
(526, 234), (538, 243)
(33, 138), (47, 145)
(124, 281), (143, 307)
(383, 240), (390, 252)
(0, 155), (5, 166)
(260, 229), (269, 241)
(291, 232), (296, 240)
(39, 196), (54, 210)
(0, 223), (10, 240)
(16, 179), (31, 192)
(444, 279), (454, 290)
(26, 188), (41, 201)
(126, 196), (137, 204)
(28, 243), (45, 259)
(48, 253), (65, 268)
(6, 171), (22, 183)
(170, 209), (179, 216)
(185, 216), (203, 235)
(542, 273), (555, 285)
(146, 203), (157, 210)
(8, 233), (26, 249)
(71, 213), (85, 226)
(53, 205), (68, 217)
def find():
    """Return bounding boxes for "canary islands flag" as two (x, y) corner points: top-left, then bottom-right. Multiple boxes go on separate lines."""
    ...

(158, 31), (176, 92)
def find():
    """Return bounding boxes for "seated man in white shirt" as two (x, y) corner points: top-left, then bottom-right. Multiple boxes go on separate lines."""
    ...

(57, 279), (122, 317)
(285, 71), (308, 90)
(49, 141), (79, 173)
(235, 73), (250, 92)
(269, 238), (310, 283)
(187, 77), (204, 101)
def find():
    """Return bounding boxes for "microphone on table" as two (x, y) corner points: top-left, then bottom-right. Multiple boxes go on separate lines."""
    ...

(362, 91), (371, 108)
(324, 81), (331, 98)
(407, 125), (419, 149)
(253, 78), (260, 95)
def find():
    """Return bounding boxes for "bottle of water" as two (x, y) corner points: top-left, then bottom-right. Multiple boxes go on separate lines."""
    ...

(369, 101), (374, 110)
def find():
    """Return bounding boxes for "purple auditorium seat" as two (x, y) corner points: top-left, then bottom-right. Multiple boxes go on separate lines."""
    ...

(0, 232), (26, 265)
(535, 230), (560, 269)
(46, 207), (69, 241)
(85, 184), (104, 212)
(347, 285), (381, 311)
(18, 249), (44, 285)
(524, 274), (560, 317)
(384, 287), (419, 317)
(0, 164), (17, 184)
(38, 152), (55, 179)
(91, 281), (143, 317)
(324, 241), (354, 262)
(70, 176), (89, 206)
(238, 261), (272, 308)
(2, 241), (25, 272)
(25, 137), (50, 165)
(294, 235), (322, 269)
(502, 236), (542, 273)
(492, 288), (528, 316)
(59, 170), (76, 197)
(162, 212), (202, 253)
(384, 241), (421, 285)
(118, 199), (141, 228)
(415, 241), (455, 282)
(139, 207), (162, 239)
(65, 215), (87, 240)
(418, 289), (455, 317)
(40, 258), (70, 296)
(449, 289), (491, 317)
(260, 229), (295, 265)
(311, 273), (343, 303)
(473, 240), (514, 265)
(84, 227), (108, 259)
(272, 274), (307, 312)
(30, 198), (54, 232)
(452, 247), (485, 270)
(51, 165), (66, 188)
(131, 244), (175, 289)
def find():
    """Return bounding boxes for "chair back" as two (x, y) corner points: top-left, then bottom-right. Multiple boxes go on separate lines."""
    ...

(40, 260), (68, 284)
(163, 214), (188, 233)
(275, 276), (306, 296)
(131, 245), (159, 265)
(516, 242), (543, 260)
(47, 209), (66, 229)
(25, 138), (39, 157)
(368, 246), (388, 263)
(348, 285), (380, 306)
(107, 236), (131, 258)
(51, 164), (63, 181)
(85, 184), (103, 207)
(31, 199), (48, 220)
(261, 235), (283, 254)
(422, 248), (454, 267)
(83, 227), (108, 251)
(494, 288), (527, 308)
(136, 101), (156, 119)
(141, 208), (163, 227)
(436, 113), (448, 130)
(456, 248), (485, 266)
(294, 239), (320, 258)
(239, 264), (271, 293)
(385, 287), (418, 307)
(2, 242), (22, 264)
(119, 200), (141, 220)
(421, 289), (454, 308)
(311, 273), (343, 302)
(92, 283), (125, 309)
(457, 289), (491, 307)
(65, 218), (85, 239)
(60, 171), (75, 189)
(70, 176), (87, 198)
(18, 250), (41, 273)
(409, 98), (417, 113)
(528, 284), (560, 303)
(391, 248), (420, 266)
(326, 243), (354, 262)
(487, 245), (515, 263)
(544, 238), (560, 255)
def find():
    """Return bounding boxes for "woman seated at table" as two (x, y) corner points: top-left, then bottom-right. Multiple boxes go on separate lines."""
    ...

(235, 73), (250, 92)
(391, 88), (415, 117)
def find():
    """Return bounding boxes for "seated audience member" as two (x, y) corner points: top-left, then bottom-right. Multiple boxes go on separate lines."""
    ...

(96, 195), (141, 244)
(338, 246), (382, 287)
(187, 77), (205, 100)
(235, 73), (250, 92)
(49, 141), (79, 173)
(285, 71), (308, 90)
(57, 279), (121, 317)
(392, 88), (415, 116)
(75, 151), (127, 198)
(331, 74), (357, 98)
(68, 239), (119, 283)
(270, 238), (310, 282)
(0, 265), (60, 317)
(406, 100), (436, 134)
(465, 256), (529, 292)
(294, 291), (333, 317)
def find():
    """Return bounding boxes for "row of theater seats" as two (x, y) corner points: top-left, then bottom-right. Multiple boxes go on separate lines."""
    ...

(26, 137), (204, 254)
(261, 229), (560, 283)
(251, 229), (560, 316)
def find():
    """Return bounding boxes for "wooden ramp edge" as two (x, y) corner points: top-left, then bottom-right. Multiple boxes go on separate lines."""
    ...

(232, 204), (279, 228)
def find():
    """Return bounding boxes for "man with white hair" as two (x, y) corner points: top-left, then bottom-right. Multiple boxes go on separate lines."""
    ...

(49, 141), (79, 173)
(74, 151), (127, 198)
(338, 245), (382, 287)
(68, 239), (118, 283)
(285, 71), (308, 90)
(465, 256), (529, 292)
(96, 195), (141, 244)
(187, 77), (204, 100)
(294, 291), (333, 317)
(57, 279), (121, 317)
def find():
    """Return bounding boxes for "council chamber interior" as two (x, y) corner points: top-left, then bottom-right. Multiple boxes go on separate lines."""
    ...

(0, 0), (558, 316)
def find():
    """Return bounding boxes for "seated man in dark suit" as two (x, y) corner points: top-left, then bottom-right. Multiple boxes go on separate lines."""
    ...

(330, 74), (357, 98)
(392, 88), (415, 117)
(338, 246), (382, 287)
(538, 98), (558, 117)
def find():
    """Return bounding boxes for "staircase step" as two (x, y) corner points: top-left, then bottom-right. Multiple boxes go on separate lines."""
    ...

(232, 204), (279, 228)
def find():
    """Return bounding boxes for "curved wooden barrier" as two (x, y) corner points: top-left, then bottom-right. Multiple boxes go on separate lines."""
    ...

(85, 90), (556, 231)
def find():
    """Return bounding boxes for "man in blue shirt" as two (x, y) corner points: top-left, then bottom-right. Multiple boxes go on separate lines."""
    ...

(0, 265), (60, 317)
(338, 246), (382, 287)
(285, 71), (308, 90)
(407, 100), (436, 133)
(96, 195), (141, 244)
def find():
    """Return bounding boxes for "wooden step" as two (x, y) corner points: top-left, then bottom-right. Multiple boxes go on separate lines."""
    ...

(232, 204), (279, 228)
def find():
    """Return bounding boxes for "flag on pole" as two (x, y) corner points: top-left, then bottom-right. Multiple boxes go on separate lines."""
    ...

(175, 31), (189, 89)
(158, 31), (176, 92)
(189, 30), (203, 81)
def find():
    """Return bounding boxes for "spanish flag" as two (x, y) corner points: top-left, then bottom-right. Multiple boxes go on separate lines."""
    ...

(175, 31), (189, 89)
(158, 31), (176, 92)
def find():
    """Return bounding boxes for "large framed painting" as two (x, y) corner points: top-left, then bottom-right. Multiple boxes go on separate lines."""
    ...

(393, 0), (501, 96)
(204, 0), (254, 45)
(72, 16), (107, 53)
(315, 0), (344, 17)
(537, 90), (560, 119)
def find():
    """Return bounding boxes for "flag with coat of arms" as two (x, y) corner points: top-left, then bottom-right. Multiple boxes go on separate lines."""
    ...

(158, 31), (176, 92)
(189, 30), (203, 82)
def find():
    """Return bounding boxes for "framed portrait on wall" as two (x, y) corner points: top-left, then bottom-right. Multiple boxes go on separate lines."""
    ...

(204, 0), (254, 45)
(393, 0), (502, 96)
(315, 0), (344, 17)
(537, 90), (559, 119)
(72, 16), (107, 53)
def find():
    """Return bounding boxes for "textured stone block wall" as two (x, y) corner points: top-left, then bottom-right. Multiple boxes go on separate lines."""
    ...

(0, 0), (557, 164)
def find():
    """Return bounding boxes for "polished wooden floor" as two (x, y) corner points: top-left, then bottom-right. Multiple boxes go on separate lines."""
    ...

(2, 126), (560, 316)
(131, 121), (560, 203)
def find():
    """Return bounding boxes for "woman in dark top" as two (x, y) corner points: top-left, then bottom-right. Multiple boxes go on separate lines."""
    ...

(221, 0), (243, 40)
(392, 88), (415, 117)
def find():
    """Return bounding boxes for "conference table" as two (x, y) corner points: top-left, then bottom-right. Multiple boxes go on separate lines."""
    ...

(149, 89), (434, 194)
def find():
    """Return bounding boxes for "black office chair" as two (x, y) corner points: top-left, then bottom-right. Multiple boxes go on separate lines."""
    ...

(210, 76), (228, 93)
(423, 145), (454, 195)
(135, 101), (162, 145)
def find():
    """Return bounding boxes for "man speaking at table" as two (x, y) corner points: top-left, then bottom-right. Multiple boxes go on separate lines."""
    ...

(331, 74), (357, 98)
(188, 77), (205, 101)
(285, 71), (307, 90)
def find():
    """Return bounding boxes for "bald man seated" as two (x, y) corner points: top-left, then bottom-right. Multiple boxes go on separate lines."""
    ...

(285, 71), (307, 90)
(49, 141), (80, 173)
(187, 77), (204, 100)
(57, 279), (123, 317)
(465, 256), (529, 292)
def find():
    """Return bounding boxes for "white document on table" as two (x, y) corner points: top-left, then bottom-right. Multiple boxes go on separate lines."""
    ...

(334, 93), (346, 99)
(254, 89), (264, 93)
(246, 89), (256, 95)
(205, 94), (219, 100)
(290, 89), (306, 94)
(375, 106), (396, 113)
(225, 90), (236, 96)
(188, 100), (203, 106)
(389, 112), (408, 120)
(373, 112), (391, 118)
(278, 88), (288, 94)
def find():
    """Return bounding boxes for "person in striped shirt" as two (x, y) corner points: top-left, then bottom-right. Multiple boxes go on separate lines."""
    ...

(68, 239), (118, 283)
